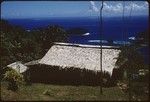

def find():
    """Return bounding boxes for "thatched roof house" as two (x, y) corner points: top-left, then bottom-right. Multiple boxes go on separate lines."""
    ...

(39, 42), (121, 75)
(7, 61), (28, 73)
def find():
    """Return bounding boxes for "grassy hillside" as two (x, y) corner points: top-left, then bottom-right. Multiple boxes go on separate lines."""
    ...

(1, 82), (128, 101)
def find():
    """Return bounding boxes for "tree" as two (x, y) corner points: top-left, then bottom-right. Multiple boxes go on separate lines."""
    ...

(115, 46), (145, 79)
(33, 25), (68, 52)
(3, 68), (24, 91)
(133, 30), (149, 45)
(0, 19), (68, 69)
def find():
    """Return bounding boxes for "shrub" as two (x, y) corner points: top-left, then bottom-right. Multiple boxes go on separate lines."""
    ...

(3, 68), (24, 91)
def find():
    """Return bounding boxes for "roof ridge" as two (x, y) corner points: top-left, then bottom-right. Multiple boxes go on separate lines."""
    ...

(54, 42), (120, 49)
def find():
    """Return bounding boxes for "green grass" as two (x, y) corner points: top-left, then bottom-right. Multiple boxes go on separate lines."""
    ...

(1, 82), (128, 101)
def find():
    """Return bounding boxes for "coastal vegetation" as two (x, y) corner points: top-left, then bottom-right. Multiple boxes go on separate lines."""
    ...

(0, 19), (68, 70)
(3, 68), (24, 91)
(134, 30), (149, 45)
(115, 44), (149, 100)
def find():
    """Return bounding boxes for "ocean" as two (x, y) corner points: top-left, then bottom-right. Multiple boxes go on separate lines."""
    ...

(7, 16), (148, 45)
(6, 16), (149, 64)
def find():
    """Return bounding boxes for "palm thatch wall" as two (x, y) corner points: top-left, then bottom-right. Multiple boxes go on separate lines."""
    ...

(25, 64), (112, 86)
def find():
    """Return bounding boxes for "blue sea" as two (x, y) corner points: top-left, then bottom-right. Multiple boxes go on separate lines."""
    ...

(7, 16), (148, 45)
(6, 16), (149, 64)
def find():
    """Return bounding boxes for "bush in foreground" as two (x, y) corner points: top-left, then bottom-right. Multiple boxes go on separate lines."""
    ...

(3, 68), (24, 91)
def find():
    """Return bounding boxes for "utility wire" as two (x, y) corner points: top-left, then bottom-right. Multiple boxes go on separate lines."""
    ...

(128, 1), (134, 101)
(129, 1), (133, 19)
(122, 1), (132, 101)
(122, 1), (134, 101)
(122, 1), (131, 101)
(122, 1), (125, 46)
(100, 0), (104, 94)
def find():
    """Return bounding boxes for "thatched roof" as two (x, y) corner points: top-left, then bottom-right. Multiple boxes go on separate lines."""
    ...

(24, 59), (40, 66)
(7, 61), (28, 73)
(39, 42), (121, 75)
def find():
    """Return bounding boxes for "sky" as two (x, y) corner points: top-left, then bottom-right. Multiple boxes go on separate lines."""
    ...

(1, 1), (149, 19)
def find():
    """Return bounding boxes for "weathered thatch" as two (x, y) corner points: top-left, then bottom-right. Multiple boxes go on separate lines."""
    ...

(24, 59), (40, 66)
(7, 61), (28, 73)
(39, 42), (121, 75)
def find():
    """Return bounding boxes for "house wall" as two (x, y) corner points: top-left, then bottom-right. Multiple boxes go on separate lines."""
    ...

(24, 64), (113, 87)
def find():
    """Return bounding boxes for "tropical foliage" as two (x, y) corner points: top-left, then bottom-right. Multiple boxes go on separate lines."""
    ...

(0, 19), (68, 69)
(3, 68), (24, 91)
(115, 45), (149, 100)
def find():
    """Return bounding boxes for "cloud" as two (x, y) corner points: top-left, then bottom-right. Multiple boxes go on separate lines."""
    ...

(103, 2), (122, 13)
(88, 1), (148, 16)
(103, 1), (148, 13)
(89, 1), (99, 12)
